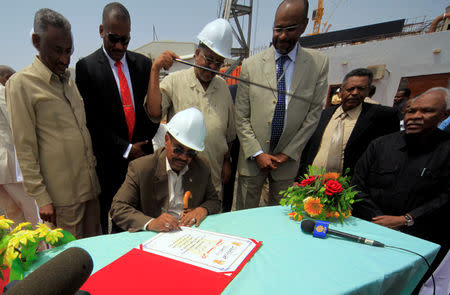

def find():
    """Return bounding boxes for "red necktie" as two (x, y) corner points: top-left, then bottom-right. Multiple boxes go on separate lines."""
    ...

(115, 61), (135, 141)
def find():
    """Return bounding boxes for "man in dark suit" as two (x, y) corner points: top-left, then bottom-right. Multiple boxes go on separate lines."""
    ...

(76, 2), (159, 233)
(299, 68), (399, 177)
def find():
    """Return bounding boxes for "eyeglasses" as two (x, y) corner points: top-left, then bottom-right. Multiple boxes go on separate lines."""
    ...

(107, 33), (131, 46)
(343, 86), (369, 92)
(173, 145), (197, 158)
(199, 51), (224, 68)
(273, 24), (301, 34)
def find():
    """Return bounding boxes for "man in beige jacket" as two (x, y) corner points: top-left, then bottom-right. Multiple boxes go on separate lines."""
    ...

(6, 9), (100, 238)
(235, 0), (329, 209)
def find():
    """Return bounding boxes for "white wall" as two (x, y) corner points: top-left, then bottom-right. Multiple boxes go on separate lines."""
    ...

(319, 30), (450, 106)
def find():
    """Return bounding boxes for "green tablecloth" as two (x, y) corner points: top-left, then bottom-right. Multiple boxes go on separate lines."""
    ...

(28, 206), (440, 294)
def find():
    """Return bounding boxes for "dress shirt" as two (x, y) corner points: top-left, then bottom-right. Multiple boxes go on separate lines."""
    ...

(143, 157), (189, 230)
(6, 56), (100, 207)
(312, 104), (362, 171)
(150, 67), (235, 194)
(102, 47), (134, 158)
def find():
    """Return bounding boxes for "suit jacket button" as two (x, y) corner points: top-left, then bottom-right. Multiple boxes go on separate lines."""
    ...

(273, 100), (277, 104)
(267, 121), (271, 126)
(266, 140), (270, 144)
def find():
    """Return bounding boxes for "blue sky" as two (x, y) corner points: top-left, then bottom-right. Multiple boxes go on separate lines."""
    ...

(1, 0), (448, 71)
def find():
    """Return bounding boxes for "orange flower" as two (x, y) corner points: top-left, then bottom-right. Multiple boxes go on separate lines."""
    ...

(343, 210), (352, 218)
(304, 197), (323, 217)
(288, 212), (303, 221)
(333, 211), (340, 218)
(324, 172), (339, 180)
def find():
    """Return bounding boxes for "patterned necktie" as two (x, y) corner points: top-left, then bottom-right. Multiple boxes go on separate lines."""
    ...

(270, 55), (290, 151)
(115, 61), (135, 141)
(326, 112), (348, 173)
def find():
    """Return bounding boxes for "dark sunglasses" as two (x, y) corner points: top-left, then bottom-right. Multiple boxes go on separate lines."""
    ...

(173, 145), (197, 158)
(107, 33), (131, 45)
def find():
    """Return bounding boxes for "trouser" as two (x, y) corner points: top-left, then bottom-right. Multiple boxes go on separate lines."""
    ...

(236, 171), (294, 210)
(53, 199), (101, 239)
(0, 183), (41, 225)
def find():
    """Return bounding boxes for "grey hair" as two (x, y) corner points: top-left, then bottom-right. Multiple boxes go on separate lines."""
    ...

(0, 65), (15, 77)
(411, 87), (449, 111)
(342, 68), (373, 86)
(34, 8), (71, 37)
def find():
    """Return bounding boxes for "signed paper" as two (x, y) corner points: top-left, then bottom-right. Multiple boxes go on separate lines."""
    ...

(139, 227), (259, 273)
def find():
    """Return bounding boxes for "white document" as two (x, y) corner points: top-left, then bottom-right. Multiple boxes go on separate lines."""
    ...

(139, 227), (259, 274)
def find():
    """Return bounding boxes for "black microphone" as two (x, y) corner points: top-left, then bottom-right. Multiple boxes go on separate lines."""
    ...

(301, 219), (385, 247)
(5, 247), (93, 295)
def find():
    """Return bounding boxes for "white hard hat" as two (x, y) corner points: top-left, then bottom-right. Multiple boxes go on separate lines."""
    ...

(165, 108), (206, 152)
(197, 18), (233, 59)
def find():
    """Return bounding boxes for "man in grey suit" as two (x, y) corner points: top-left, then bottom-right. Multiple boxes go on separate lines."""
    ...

(235, 0), (329, 209)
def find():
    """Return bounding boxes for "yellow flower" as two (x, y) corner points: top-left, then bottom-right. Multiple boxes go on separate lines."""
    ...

(36, 223), (52, 238)
(333, 211), (340, 218)
(0, 215), (14, 230)
(13, 230), (36, 246)
(45, 229), (64, 244)
(3, 243), (19, 267)
(10, 222), (32, 234)
(303, 196), (313, 204)
(304, 197), (323, 217)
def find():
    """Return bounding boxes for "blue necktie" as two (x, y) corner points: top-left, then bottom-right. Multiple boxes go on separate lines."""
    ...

(270, 55), (290, 151)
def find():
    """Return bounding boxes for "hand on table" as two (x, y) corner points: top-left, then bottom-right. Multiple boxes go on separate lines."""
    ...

(147, 213), (179, 232)
(372, 215), (405, 229)
(179, 207), (208, 227)
(39, 204), (56, 224)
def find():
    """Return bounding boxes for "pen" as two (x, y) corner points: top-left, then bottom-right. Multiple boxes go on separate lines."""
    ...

(420, 168), (426, 176)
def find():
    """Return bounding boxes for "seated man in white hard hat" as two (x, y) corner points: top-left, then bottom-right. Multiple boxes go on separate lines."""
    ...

(145, 18), (236, 201)
(110, 108), (221, 232)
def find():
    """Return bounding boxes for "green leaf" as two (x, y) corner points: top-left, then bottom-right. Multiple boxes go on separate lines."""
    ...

(9, 258), (24, 282)
(51, 230), (76, 247)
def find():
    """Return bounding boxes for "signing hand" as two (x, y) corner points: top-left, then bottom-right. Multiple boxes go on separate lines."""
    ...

(128, 140), (148, 160)
(147, 213), (180, 232)
(255, 153), (280, 171)
(39, 204), (56, 224)
(153, 51), (179, 71)
(372, 215), (406, 229)
(179, 207), (208, 227)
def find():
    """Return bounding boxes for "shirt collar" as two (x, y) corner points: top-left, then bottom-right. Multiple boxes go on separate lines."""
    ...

(33, 56), (70, 83)
(274, 42), (298, 63)
(188, 67), (219, 92)
(165, 157), (189, 176)
(346, 103), (363, 120)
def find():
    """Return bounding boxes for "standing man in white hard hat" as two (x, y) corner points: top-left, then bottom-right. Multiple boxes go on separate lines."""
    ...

(235, 0), (329, 209)
(110, 108), (221, 232)
(145, 18), (236, 201)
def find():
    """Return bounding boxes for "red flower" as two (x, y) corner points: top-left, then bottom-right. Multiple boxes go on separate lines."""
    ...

(300, 176), (316, 187)
(324, 180), (343, 196)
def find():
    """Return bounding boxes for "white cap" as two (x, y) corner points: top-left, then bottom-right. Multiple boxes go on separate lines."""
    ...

(165, 108), (206, 152)
(197, 18), (233, 59)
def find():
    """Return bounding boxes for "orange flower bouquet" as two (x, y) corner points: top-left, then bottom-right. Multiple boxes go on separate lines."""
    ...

(280, 166), (360, 223)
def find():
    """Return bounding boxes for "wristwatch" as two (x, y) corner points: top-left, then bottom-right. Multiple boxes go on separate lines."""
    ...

(404, 214), (414, 226)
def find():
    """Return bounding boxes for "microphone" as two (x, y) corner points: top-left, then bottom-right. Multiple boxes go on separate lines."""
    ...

(301, 219), (385, 247)
(5, 247), (93, 295)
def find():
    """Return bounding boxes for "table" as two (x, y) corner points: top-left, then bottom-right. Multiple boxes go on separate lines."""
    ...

(28, 206), (440, 294)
